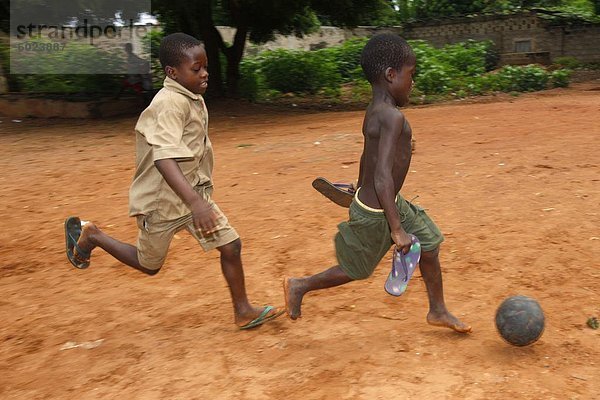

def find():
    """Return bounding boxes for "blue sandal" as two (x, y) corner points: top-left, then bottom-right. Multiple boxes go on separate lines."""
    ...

(384, 234), (421, 296)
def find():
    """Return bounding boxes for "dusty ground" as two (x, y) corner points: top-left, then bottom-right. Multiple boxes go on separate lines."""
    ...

(0, 82), (599, 399)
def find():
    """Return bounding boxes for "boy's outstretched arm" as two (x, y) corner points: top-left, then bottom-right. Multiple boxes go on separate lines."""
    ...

(373, 110), (413, 253)
(154, 158), (218, 233)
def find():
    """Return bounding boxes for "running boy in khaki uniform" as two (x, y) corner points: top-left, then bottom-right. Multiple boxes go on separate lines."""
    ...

(284, 34), (471, 333)
(65, 33), (282, 330)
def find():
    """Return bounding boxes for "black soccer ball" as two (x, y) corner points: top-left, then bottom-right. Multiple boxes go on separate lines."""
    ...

(495, 295), (545, 346)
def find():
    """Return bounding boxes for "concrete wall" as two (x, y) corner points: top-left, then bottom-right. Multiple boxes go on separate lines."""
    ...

(553, 24), (600, 63)
(402, 12), (600, 64)
(402, 14), (544, 53)
(216, 26), (402, 55)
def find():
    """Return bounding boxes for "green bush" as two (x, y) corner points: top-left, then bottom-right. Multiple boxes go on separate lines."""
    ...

(239, 38), (571, 103)
(350, 78), (371, 102)
(482, 41), (500, 72)
(473, 73), (503, 92)
(552, 56), (580, 69)
(324, 37), (368, 82)
(238, 57), (265, 101)
(494, 65), (550, 92)
(144, 30), (165, 87)
(143, 29), (163, 61)
(415, 65), (451, 94)
(550, 68), (572, 88)
(439, 40), (487, 77)
(409, 40), (499, 95)
(409, 40), (451, 94)
(16, 74), (123, 94)
(261, 49), (341, 94)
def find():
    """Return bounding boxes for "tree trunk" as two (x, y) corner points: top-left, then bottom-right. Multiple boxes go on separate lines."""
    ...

(223, 26), (247, 97)
(152, 1), (250, 98)
(220, 1), (248, 97)
(200, 25), (225, 97)
(198, 6), (224, 97)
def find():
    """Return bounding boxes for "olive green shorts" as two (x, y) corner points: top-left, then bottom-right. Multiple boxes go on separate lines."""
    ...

(135, 185), (239, 271)
(335, 193), (444, 280)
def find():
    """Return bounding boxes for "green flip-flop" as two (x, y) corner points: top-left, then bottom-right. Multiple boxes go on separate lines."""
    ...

(239, 306), (284, 330)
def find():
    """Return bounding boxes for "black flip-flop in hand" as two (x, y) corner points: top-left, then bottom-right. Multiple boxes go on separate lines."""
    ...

(312, 177), (355, 208)
(64, 216), (91, 269)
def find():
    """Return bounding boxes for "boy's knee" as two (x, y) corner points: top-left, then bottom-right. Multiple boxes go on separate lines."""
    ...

(142, 265), (162, 276)
(136, 232), (169, 273)
(219, 238), (242, 257)
(350, 271), (372, 280)
(421, 246), (440, 261)
(339, 263), (374, 281)
(138, 254), (166, 274)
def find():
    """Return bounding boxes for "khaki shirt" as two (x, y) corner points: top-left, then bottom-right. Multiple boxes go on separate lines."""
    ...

(129, 77), (213, 220)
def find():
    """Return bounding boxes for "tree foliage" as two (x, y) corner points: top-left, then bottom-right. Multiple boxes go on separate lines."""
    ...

(151, 0), (395, 97)
(395, 0), (596, 20)
(413, 0), (485, 19)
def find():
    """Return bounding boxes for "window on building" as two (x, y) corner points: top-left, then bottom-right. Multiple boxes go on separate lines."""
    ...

(514, 39), (532, 53)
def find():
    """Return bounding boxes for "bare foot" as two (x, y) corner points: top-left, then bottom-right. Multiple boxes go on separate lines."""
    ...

(235, 305), (283, 329)
(283, 277), (303, 320)
(427, 310), (472, 333)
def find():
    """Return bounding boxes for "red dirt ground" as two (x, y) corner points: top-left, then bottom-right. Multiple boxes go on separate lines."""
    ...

(1, 82), (599, 399)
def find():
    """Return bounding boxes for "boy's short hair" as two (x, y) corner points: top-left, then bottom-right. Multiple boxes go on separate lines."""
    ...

(159, 33), (203, 69)
(360, 34), (414, 84)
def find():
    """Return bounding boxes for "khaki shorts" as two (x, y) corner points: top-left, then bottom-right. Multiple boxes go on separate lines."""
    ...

(135, 185), (239, 270)
(335, 192), (444, 280)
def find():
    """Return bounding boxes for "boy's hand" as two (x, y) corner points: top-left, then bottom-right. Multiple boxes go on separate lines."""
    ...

(391, 229), (413, 254)
(190, 197), (218, 235)
(350, 180), (358, 194)
(153, 159), (219, 235)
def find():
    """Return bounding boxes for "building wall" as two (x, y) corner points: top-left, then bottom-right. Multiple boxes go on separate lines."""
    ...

(554, 24), (600, 62)
(403, 14), (544, 53)
(217, 26), (402, 55)
(217, 26), (351, 55)
(402, 12), (600, 64)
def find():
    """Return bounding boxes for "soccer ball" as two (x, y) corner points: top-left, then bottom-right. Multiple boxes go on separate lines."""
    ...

(495, 295), (545, 346)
